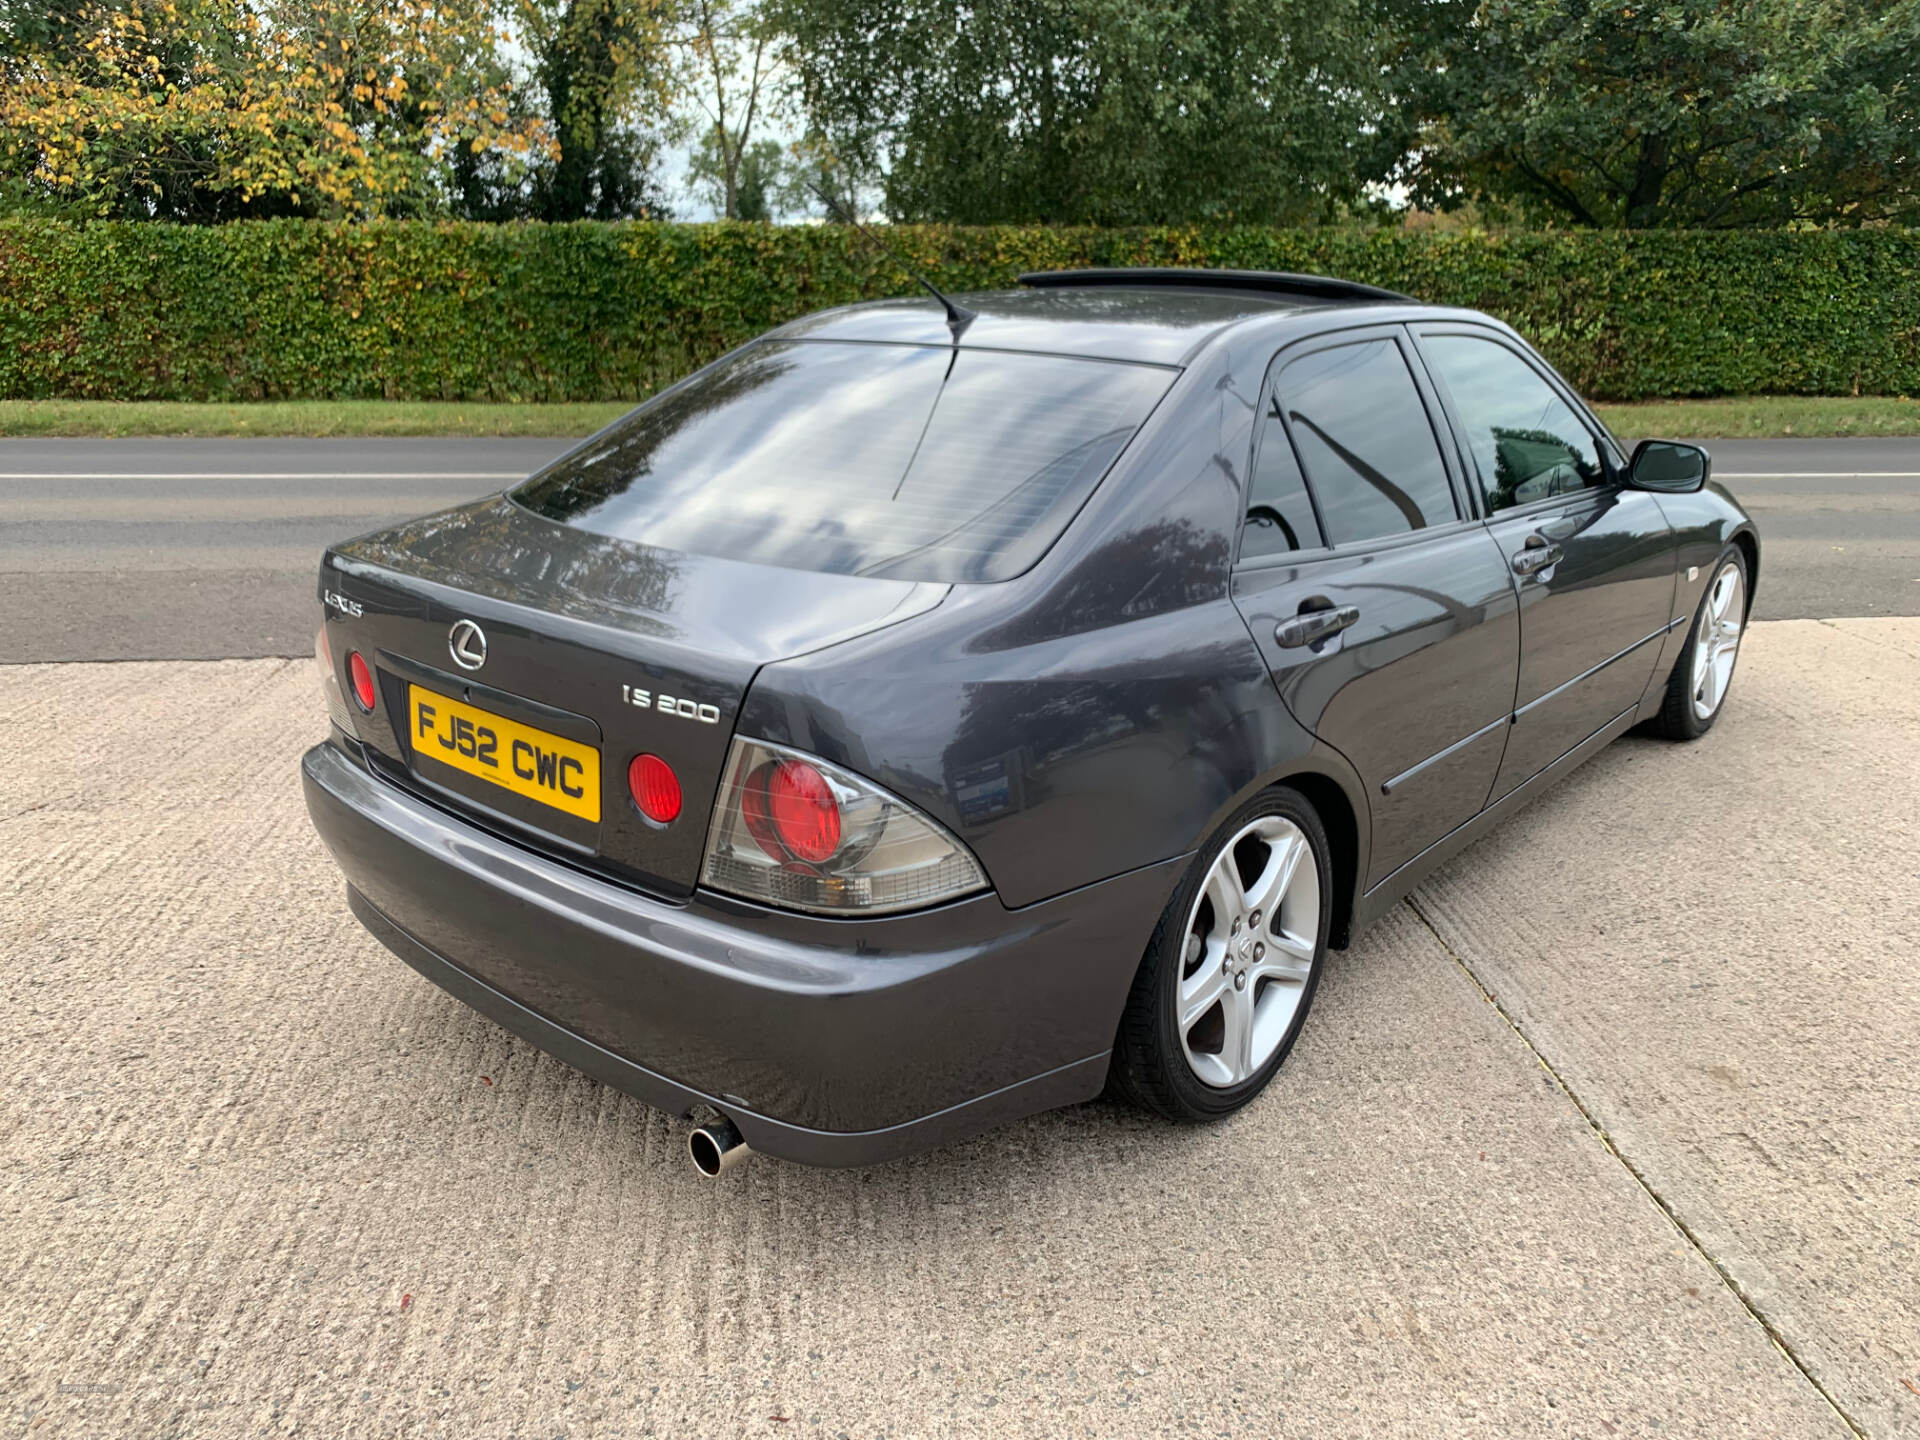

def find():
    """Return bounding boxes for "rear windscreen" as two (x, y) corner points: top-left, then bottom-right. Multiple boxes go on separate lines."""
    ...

(511, 340), (1176, 583)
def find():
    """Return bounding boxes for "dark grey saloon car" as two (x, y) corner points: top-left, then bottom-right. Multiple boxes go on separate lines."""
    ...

(304, 268), (1758, 1173)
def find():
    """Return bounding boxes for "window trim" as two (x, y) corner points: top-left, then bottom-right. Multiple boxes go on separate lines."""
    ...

(1409, 323), (1622, 518)
(1234, 323), (1474, 568)
(1241, 369), (1331, 565)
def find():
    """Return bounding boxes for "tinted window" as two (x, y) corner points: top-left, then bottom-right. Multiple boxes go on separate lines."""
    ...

(1241, 393), (1323, 559)
(1276, 339), (1456, 545)
(1422, 334), (1604, 511)
(513, 340), (1174, 583)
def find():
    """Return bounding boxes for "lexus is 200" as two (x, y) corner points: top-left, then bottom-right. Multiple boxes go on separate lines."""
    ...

(304, 268), (1757, 1173)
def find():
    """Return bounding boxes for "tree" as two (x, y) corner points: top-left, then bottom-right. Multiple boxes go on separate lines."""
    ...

(0, 0), (549, 220)
(508, 0), (681, 219)
(689, 131), (785, 219)
(767, 0), (1402, 225)
(678, 0), (784, 219)
(1398, 0), (1920, 228)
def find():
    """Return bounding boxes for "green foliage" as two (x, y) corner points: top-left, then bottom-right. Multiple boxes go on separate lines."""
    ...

(736, 140), (787, 222)
(0, 0), (680, 224)
(0, 0), (551, 222)
(10, 0), (1915, 231)
(681, 0), (787, 221)
(508, 0), (681, 221)
(1398, 0), (1920, 228)
(688, 132), (790, 221)
(1, 218), (1915, 403)
(770, 0), (1402, 224)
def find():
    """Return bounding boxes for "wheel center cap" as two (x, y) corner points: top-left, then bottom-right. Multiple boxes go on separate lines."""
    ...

(1237, 934), (1256, 962)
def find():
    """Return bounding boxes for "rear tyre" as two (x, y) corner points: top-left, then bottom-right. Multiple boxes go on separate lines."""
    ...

(1110, 787), (1331, 1123)
(1648, 545), (1748, 741)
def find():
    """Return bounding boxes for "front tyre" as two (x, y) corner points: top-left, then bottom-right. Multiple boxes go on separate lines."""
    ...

(1649, 546), (1748, 740)
(1110, 788), (1331, 1122)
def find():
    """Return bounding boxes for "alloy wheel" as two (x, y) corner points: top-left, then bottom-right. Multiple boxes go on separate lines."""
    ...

(1691, 560), (1746, 721)
(1177, 815), (1321, 1088)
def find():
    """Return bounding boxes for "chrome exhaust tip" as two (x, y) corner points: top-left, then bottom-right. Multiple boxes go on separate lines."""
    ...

(688, 1117), (751, 1177)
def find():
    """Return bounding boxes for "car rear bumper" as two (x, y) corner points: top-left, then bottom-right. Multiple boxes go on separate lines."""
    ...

(302, 740), (1180, 1166)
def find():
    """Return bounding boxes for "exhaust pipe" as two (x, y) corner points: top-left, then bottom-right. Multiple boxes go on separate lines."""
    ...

(688, 1117), (751, 1177)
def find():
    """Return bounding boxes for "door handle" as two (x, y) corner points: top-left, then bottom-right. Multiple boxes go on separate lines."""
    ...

(1511, 538), (1563, 576)
(1275, 605), (1360, 649)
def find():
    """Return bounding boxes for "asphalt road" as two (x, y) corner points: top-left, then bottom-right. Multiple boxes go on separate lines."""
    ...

(1, 436), (1917, 662)
(5, 619), (1916, 1435)
(0, 439), (567, 663)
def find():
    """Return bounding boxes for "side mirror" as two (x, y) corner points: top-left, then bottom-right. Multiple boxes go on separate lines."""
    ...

(1628, 439), (1710, 493)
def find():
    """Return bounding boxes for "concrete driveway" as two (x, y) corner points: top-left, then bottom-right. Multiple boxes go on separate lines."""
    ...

(3, 618), (1915, 1437)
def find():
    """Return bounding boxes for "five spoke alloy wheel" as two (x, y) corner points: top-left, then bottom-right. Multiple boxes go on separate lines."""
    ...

(1110, 787), (1331, 1122)
(1691, 559), (1745, 722)
(1177, 815), (1320, 1088)
(1651, 543), (1749, 741)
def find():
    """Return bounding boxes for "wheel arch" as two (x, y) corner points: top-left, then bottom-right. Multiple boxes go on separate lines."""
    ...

(1729, 525), (1760, 616)
(1190, 750), (1368, 953)
(1274, 770), (1362, 950)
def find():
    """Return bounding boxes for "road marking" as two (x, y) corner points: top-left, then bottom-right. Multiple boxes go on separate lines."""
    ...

(0, 471), (526, 481)
(1717, 471), (1920, 479)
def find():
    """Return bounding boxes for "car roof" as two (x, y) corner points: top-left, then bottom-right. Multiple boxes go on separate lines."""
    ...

(771, 271), (1418, 367)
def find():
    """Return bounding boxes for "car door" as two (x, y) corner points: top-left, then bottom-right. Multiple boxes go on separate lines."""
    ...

(1414, 326), (1677, 801)
(1231, 325), (1521, 890)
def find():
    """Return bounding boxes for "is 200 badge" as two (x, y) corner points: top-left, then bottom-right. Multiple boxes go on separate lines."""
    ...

(621, 684), (721, 725)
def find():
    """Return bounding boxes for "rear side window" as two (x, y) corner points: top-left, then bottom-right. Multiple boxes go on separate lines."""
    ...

(1241, 395), (1324, 559)
(513, 340), (1174, 583)
(1420, 333), (1604, 511)
(1274, 338), (1457, 546)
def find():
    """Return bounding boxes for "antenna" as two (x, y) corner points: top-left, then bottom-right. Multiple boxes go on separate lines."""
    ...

(810, 179), (975, 342)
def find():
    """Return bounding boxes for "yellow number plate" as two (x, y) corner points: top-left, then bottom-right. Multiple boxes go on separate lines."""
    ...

(408, 684), (601, 823)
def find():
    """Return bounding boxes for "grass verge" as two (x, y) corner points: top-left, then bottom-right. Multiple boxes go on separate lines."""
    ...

(0, 394), (1915, 440)
(1591, 395), (1920, 440)
(0, 399), (634, 438)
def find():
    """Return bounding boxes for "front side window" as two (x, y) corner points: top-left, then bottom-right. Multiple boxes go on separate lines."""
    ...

(1421, 334), (1605, 512)
(514, 340), (1175, 584)
(1274, 339), (1457, 546)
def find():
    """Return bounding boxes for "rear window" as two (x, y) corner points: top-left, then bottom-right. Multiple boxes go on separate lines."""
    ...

(511, 340), (1175, 583)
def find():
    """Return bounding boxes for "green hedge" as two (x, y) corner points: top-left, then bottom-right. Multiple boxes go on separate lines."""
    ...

(1, 219), (1915, 403)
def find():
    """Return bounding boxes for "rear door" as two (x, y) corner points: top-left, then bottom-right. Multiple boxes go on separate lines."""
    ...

(1414, 326), (1676, 800)
(1231, 325), (1520, 889)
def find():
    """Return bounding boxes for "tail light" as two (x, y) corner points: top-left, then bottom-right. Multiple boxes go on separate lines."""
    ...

(760, 757), (840, 861)
(316, 625), (352, 733)
(628, 753), (683, 823)
(701, 739), (987, 915)
(347, 651), (377, 711)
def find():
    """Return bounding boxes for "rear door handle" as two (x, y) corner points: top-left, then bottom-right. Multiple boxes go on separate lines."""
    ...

(1512, 539), (1563, 576)
(1275, 605), (1360, 649)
